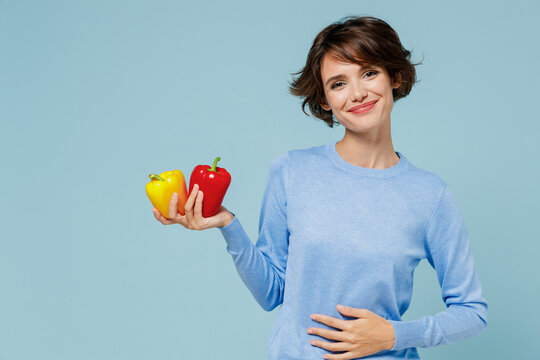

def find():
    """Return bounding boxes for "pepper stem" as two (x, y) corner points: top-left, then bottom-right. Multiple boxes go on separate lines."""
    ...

(149, 174), (165, 182)
(207, 156), (221, 172)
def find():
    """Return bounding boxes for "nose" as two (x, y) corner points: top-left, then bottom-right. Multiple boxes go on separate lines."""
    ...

(350, 81), (368, 102)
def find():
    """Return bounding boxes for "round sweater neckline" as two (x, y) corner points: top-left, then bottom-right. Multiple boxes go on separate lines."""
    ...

(326, 141), (409, 178)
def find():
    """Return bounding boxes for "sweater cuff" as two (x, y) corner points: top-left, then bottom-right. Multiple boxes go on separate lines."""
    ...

(217, 212), (252, 253)
(387, 319), (425, 351)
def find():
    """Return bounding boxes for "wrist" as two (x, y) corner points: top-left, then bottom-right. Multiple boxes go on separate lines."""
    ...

(385, 320), (396, 350)
(221, 211), (234, 227)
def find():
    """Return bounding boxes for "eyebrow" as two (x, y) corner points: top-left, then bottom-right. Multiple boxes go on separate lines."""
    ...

(324, 65), (372, 87)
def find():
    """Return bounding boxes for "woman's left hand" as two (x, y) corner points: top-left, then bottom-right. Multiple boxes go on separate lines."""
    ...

(307, 305), (396, 359)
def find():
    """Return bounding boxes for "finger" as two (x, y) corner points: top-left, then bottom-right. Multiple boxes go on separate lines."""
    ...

(174, 212), (188, 227)
(310, 339), (350, 353)
(311, 314), (351, 331)
(168, 192), (179, 219)
(194, 190), (204, 221)
(171, 203), (187, 225)
(153, 208), (174, 225)
(307, 327), (349, 342)
(337, 305), (372, 319)
(184, 184), (199, 222)
(153, 208), (175, 225)
(322, 351), (360, 360)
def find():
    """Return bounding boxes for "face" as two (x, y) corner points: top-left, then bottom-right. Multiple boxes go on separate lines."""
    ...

(320, 53), (400, 134)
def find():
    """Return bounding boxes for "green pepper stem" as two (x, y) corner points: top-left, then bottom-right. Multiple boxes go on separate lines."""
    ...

(149, 174), (165, 181)
(208, 156), (221, 172)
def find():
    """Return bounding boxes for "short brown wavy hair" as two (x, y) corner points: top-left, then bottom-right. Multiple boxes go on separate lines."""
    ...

(288, 15), (423, 128)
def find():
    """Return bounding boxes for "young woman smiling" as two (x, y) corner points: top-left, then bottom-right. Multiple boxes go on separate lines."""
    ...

(153, 15), (488, 360)
(319, 56), (401, 171)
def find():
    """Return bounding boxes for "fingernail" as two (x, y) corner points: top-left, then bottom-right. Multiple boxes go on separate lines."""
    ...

(198, 191), (203, 196)
(337, 305), (344, 311)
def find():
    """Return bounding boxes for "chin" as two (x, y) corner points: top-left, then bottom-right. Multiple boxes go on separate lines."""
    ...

(339, 122), (378, 134)
(339, 114), (382, 132)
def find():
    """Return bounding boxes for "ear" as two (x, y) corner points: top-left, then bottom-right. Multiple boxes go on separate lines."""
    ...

(320, 103), (331, 111)
(392, 73), (402, 89)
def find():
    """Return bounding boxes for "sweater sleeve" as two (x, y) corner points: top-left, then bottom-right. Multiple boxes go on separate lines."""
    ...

(388, 184), (488, 351)
(217, 153), (289, 311)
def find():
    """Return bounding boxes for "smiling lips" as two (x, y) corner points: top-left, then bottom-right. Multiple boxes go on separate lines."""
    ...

(348, 100), (378, 114)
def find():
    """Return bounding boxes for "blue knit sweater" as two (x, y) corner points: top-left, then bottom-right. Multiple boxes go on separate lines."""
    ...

(218, 142), (488, 359)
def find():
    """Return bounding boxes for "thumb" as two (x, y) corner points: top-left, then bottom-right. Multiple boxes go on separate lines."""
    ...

(337, 304), (371, 318)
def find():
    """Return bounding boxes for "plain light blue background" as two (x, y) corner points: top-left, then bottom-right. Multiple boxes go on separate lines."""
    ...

(1, 0), (539, 359)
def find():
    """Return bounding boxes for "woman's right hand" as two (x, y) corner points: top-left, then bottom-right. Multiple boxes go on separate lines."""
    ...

(152, 183), (234, 230)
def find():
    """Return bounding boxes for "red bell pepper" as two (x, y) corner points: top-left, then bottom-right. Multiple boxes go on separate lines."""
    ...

(188, 156), (231, 218)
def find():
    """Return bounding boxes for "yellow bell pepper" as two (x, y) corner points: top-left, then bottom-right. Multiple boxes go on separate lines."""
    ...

(146, 169), (188, 219)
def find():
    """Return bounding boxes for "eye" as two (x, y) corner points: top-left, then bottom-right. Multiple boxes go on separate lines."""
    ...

(365, 70), (378, 78)
(330, 81), (344, 90)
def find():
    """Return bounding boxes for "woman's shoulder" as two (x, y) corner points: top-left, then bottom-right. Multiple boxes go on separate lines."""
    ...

(270, 143), (327, 168)
(285, 143), (329, 163)
(401, 157), (449, 195)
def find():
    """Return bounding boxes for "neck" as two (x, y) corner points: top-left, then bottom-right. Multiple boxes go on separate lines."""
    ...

(336, 121), (399, 169)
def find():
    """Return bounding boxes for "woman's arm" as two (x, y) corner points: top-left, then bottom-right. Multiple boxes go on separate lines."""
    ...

(387, 184), (488, 350)
(218, 153), (289, 311)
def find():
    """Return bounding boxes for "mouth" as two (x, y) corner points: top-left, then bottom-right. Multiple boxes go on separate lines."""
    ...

(348, 100), (378, 114)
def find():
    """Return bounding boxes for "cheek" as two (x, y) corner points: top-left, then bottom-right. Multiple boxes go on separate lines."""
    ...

(323, 94), (335, 109)
(330, 92), (348, 106)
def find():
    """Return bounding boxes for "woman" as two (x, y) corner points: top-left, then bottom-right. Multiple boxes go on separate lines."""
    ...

(153, 15), (488, 360)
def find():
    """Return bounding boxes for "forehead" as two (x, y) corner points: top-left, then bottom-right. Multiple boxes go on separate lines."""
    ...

(320, 53), (375, 77)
